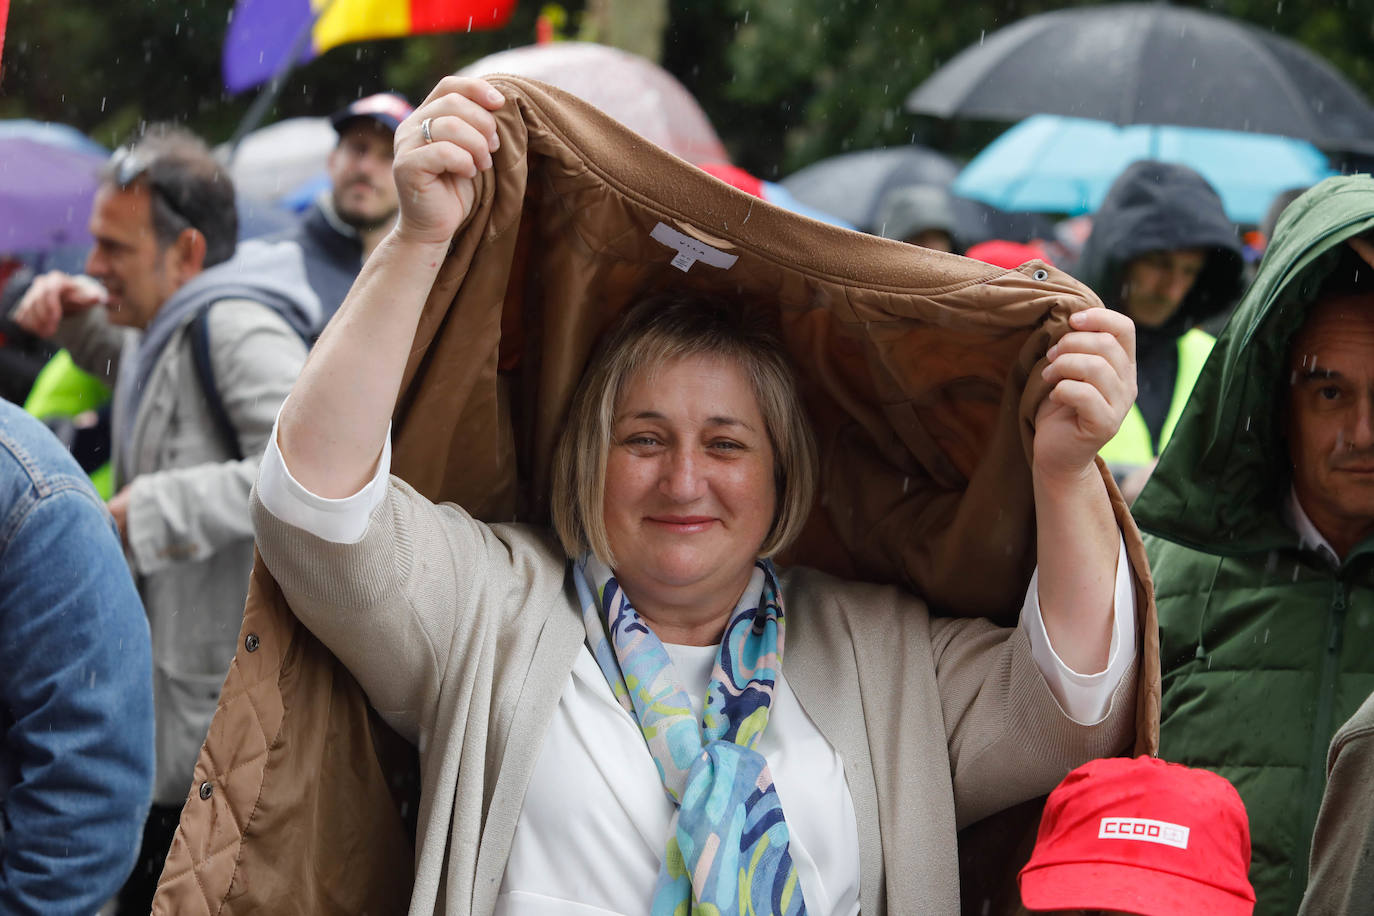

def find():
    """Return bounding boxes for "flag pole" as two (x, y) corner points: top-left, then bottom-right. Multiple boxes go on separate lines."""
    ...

(226, 0), (337, 162)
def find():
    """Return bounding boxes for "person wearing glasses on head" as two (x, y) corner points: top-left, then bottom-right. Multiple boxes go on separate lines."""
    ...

(10, 125), (318, 913)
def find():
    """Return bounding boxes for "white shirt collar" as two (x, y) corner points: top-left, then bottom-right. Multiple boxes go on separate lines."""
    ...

(1287, 487), (1340, 563)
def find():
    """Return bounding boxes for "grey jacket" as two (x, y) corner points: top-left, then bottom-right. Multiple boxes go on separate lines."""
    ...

(58, 299), (307, 804)
(250, 477), (1140, 915)
(1300, 690), (1374, 915)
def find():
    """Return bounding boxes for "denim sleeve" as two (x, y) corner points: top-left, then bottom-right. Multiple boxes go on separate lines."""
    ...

(0, 484), (154, 915)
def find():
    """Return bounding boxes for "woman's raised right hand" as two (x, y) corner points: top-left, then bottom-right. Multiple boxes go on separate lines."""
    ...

(391, 76), (506, 247)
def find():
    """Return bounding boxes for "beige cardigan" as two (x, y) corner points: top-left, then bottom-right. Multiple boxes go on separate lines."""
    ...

(251, 474), (1139, 915)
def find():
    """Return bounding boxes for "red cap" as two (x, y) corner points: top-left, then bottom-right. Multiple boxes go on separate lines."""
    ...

(1019, 756), (1255, 916)
(330, 92), (414, 135)
(966, 239), (1054, 270)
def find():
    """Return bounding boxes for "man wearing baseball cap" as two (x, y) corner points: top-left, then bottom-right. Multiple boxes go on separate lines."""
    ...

(1019, 756), (1256, 915)
(274, 92), (413, 331)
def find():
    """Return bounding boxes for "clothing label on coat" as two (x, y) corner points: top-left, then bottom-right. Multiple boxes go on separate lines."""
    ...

(651, 223), (739, 273)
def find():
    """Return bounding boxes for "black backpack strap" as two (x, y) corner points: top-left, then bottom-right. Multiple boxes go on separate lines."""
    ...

(189, 307), (244, 461)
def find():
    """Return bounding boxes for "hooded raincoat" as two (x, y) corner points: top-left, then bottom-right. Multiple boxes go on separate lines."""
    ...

(1075, 161), (1242, 468)
(1134, 175), (1374, 916)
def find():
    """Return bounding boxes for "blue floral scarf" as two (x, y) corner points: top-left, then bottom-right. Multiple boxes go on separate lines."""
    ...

(573, 552), (807, 916)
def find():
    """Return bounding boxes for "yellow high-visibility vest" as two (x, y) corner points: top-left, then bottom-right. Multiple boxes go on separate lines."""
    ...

(23, 349), (114, 499)
(1099, 327), (1215, 468)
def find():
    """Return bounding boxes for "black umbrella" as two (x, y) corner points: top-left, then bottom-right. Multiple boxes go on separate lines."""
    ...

(781, 146), (1054, 246)
(906, 3), (1374, 152)
(949, 197), (1056, 248)
(779, 146), (960, 230)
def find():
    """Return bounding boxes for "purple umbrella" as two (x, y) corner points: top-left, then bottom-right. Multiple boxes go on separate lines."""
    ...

(0, 137), (107, 254)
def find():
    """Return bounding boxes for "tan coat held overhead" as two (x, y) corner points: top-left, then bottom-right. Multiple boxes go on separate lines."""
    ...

(153, 76), (1160, 915)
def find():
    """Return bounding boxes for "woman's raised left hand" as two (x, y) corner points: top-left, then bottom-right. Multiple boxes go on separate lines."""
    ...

(1033, 307), (1137, 483)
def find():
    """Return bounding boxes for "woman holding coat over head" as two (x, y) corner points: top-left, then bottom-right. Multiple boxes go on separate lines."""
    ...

(249, 76), (1144, 915)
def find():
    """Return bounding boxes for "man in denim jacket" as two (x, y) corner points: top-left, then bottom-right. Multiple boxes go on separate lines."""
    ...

(0, 398), (153, 913)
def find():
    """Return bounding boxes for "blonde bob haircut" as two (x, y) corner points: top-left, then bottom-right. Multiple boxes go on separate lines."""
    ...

(551, 290), (818, 568)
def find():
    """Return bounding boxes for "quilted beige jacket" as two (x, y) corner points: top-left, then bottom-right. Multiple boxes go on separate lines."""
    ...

(152, 76), (1161, 915)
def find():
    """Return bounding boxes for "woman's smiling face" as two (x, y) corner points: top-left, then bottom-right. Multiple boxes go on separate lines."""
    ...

(602, 352), (777, 626)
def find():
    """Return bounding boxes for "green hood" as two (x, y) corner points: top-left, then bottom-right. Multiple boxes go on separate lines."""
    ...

(1133, 175), (1374, 556)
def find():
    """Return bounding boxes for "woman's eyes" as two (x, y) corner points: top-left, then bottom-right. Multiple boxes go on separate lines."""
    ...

(619, 435), (745, 451)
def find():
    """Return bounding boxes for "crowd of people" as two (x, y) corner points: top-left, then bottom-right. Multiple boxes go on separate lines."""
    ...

(1, 69), (1372, 916)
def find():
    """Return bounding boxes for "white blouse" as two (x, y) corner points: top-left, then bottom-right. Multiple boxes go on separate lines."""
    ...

(258, 422), (1136, 915)
(497, 643), (861, 915)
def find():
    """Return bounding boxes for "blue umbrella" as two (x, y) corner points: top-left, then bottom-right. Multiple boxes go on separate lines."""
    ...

(0, 119), (108, 158)
(953, 115), (1336, 224)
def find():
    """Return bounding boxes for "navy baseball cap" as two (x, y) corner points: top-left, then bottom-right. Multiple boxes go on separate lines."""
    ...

(330, 92), (415, 135)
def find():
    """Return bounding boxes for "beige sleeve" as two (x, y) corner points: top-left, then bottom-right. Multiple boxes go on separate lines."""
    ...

(52, 307), (133, 384)
(250, 477), (472, 743)
(250, 475), (566, 745)
(930, 614), (1138, 829)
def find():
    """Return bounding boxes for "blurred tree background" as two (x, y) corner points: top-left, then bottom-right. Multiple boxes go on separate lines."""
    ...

(3, 0), (1372, 176)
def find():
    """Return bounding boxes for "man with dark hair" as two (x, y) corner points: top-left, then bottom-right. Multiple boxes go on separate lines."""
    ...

(1075, 161), (1244, 497)
(1134, 176), (1374, 915)
(269, 92), (411, 330)
(10, 124), (315, 912)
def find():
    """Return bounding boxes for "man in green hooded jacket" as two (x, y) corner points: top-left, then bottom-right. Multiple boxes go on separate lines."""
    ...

(1134, 175), (1374, 916)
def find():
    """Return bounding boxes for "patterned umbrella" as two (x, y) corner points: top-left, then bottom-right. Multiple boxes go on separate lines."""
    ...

(457, 42), (729, 166)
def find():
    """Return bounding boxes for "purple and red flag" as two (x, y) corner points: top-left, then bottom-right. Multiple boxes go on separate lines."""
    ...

(224, 0), (516, 93)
